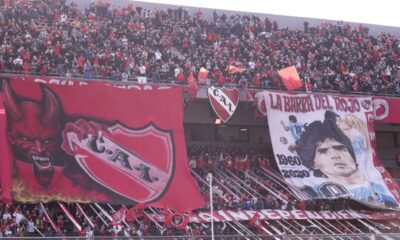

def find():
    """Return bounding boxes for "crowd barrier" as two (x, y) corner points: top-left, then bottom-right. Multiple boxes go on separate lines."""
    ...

(1, 234), (400, 239)
(1, 72), (400, 98)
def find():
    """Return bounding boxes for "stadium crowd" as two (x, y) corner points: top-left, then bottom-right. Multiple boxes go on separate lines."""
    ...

(0, 145), (398, 237)
(0, 0), (399, 94)
(188, 145), (350, 212)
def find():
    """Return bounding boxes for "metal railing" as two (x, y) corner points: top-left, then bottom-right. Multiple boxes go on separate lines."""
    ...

(1, 71), (400, 98)
(1, 233), (400, 239)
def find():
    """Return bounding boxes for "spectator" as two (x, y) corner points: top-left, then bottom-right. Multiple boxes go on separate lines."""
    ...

(2, 210), (11, 222)
(0, 0), (398, 95)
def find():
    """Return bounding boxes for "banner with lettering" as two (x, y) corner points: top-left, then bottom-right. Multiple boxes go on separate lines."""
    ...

(260, 91), (400, 210)
(147, 209), (400, 222)
(0, 76), (205, 212)
(208, 86), (239, 122)
(255, 92), (400, 124)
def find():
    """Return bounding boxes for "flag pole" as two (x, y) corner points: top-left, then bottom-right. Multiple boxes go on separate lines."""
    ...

(207, 173), (214, 240)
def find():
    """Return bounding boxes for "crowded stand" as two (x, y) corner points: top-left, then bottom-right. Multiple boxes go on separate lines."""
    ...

(0, 153), (398, 238)
(1, 0), (400, 239)
(0, 144), (399, 237)
(0, 0), (399, 94)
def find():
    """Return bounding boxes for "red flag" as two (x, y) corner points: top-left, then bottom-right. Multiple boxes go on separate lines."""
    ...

(126, 203), (146, 222)
(305, 80), (313, 93)
(186, 72), (199, 104)
(165, 213), (188, 230)
(278, 65), (303, 90)
(0, 92), (12, 203)
(249, 211), (262, 229)
(112, 207), (126, 226)
(198, 67), (209, 84)
(228, 65), (246, 74)
(243, 87), (255, 101)
(1, 76), (205, 212)
(254, 92), (267, 117)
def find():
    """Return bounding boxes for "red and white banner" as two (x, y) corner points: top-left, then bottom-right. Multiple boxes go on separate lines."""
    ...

(372, 97), (400, 123)
(254, 91), (400, 124)
(165, 212), (188, 229)
(0, 92), (11, 196)
(208, 86), (239, 122)
(0, 76), (204, 212)
(259, 91), (400, 210)
(249, 211), (262, 228)
(148, 209), (400, 222)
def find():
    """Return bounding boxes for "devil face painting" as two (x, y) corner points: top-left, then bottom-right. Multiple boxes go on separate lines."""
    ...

(3, 80), (64, 189)
(2, 80), (124, 203)
(0, 77), (205, 211)
(1, 78), (181, 206)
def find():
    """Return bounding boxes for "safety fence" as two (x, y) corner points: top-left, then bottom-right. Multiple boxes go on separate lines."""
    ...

(2, 234), (400, 240)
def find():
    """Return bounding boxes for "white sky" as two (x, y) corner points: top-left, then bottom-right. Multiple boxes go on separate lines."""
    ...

(134, 0), (400, 28)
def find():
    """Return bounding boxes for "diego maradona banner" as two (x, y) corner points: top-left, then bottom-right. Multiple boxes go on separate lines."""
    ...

(261, 91), (400, 209)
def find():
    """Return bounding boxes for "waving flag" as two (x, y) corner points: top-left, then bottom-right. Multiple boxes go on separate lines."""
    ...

(228, 65), (247, 74)
(184, 72), (199, 106)
(126, 203), (146, 222)
(305, 80), (313, 93)
(278, 65), (303, 90)
(187, 72), (199, 95)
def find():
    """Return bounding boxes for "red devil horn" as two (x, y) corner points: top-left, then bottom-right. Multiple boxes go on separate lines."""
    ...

(2, 80), (23, 120)
(41, 86), (60, 125)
